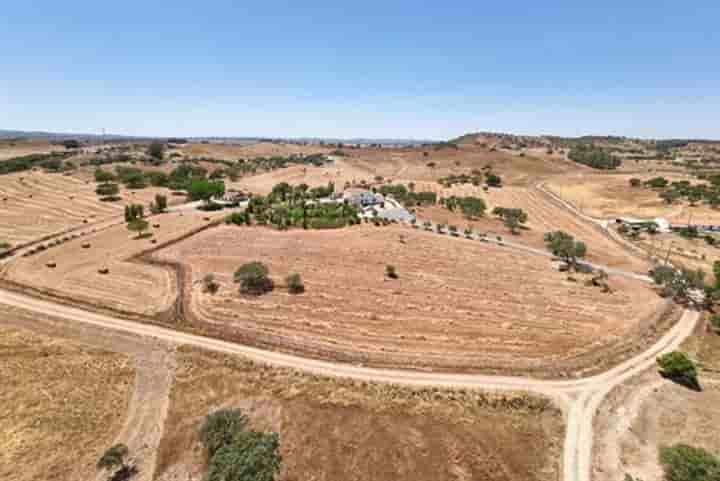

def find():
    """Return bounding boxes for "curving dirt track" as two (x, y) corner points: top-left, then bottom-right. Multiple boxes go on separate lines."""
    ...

(0, 286), (698, 481)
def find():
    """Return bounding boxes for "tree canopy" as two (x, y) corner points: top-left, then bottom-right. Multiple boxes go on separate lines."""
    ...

(234, 262), (274, 295)
(543, 231), (587, 266)
(659, 443), (720, 481)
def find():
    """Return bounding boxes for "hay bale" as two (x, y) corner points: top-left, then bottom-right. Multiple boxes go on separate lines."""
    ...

(98, 267), (109, 275)
(46, 261), (56, 268)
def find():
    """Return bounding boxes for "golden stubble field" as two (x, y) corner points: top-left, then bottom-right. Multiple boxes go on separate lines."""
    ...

(155, 346), (564, 481)
(3, 208), (227, 315)
(546, 173), (720, 223)
(156, 224), (666, 374)
(0, 169), (180, 246)
(0, 324), (134, 481)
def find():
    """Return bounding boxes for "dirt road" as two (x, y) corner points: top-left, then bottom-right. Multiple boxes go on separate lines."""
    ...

(0, 287), (698, 481)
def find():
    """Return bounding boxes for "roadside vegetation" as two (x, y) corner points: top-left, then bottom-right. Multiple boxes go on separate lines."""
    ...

(544, 230), (587, 269)
(493, 207), (528, 234)
(656, 351), (700, 391)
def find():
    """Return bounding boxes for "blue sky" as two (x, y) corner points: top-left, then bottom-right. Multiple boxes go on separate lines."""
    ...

(2, 1), (719, 139)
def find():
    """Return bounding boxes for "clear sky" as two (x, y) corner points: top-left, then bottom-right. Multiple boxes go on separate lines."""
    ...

(2, 1), (719, 140)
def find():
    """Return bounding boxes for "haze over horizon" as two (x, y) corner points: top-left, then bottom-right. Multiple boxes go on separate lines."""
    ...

(2, 1), (719, 140)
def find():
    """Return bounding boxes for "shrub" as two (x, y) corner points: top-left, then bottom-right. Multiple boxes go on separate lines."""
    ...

(659, 443), (720, 481)
(656, 351), (700, 390)
(234, 262), (274, 295)
(226, 212), (247, 225)
(202, 273), (219, 294)
(385, 265), (398, 279)
(127, 218), (149, 238)
(286, 273), (304, 294)
(200, 409), (249, 457)
(629, 178), (642, 188)
(94, 168), (116, 183)
(206, 431), (282, 481)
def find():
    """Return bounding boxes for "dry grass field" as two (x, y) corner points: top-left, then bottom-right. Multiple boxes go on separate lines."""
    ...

(3, 208), (226, 315)
(179, 141), (331, 160)
(234, 144), (572, 195)
(0, 170), (181, 246)
(410, 182), (649, 273)
(156, 224), (666, 374)
(155, 346), (563, 481)
(0, 139), (55, 160)
(0, 324), (134, 481)
(546, 173), (720, 223)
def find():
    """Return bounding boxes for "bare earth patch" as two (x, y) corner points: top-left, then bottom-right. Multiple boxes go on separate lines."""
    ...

(156, 224), (666, 374)
(155, 346), (563, 481)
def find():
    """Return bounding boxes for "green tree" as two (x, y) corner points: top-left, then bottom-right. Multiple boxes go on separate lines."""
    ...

(200, 409), (249, 457)
(543, 231), (587, 268)
(659, 443), (720, 481)
(148, 142), (165, 161)
(96, 182), (120, 199)
(656, 351), (700, 390)
(97, 443), (136, 480)
(485, 173), (502, 187)
(493, 207), (528, 234)
(151, 194), (168, 213)
(189, 178), (225, 202)
(206, 431), (282, 481)
(124, 204), (144, 222)
(127, 218), (149, 238)
(95, 168), (116, 183)
(234, 262), (274, 295)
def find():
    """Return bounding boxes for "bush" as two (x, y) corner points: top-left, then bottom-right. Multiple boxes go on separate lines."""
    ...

(206, 431), (282, 481)
(94, 168), (116, 183)
(202, 273), (219, 294)
(226, 212), (247, 225)
(656, 351), (700, 390)
(286, 273), (304, 294)
(234, 262), (274, 295)
(659, 443), (720, 481)
(200, 409), (249, 457)
(386, 265), (398, 279)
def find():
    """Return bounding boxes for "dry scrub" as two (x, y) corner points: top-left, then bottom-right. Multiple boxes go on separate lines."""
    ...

(0, 325), (134, 481)
(156, 346), (563, 481)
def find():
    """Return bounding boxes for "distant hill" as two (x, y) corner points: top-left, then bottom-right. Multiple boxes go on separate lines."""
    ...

(0, 129), (436, 146)
(451, 131), (720, 146)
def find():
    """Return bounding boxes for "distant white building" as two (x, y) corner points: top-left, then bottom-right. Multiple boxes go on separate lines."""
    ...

(212, 190), (247, 206)
(343, 188), (383, 207)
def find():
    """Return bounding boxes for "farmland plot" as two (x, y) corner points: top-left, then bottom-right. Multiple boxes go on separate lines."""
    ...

(156, 224), (666, 374)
